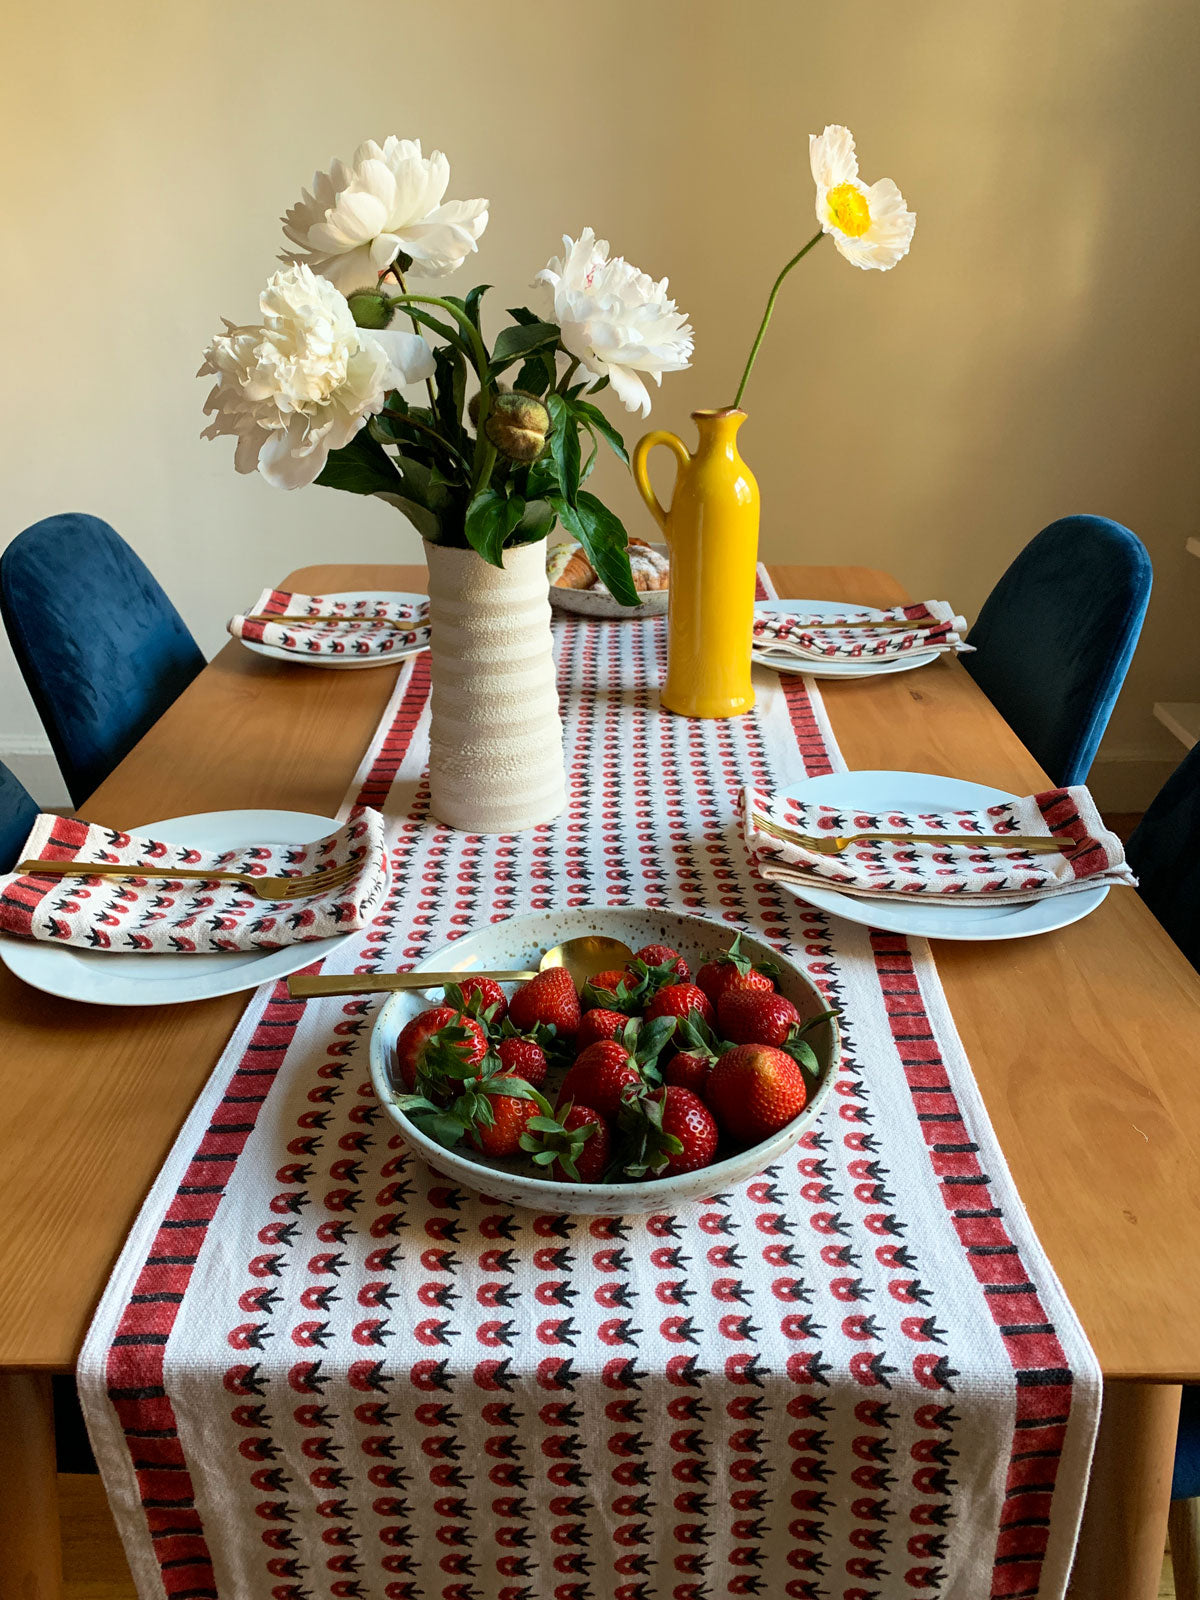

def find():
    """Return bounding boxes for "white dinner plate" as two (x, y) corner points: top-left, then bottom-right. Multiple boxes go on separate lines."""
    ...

(767, 771), (1110, 942)
(753, 598), (941, 680)
(0, 810), (363, 1006)
(237, 591), (430, 671)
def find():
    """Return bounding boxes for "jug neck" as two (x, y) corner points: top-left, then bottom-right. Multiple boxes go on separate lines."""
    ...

(691, 407), (748, 460)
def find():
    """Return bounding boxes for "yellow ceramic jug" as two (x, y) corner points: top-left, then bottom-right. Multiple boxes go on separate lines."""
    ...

(632, 408), (760, 719)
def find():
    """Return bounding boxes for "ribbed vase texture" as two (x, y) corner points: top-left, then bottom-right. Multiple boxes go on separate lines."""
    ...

(425, 540), (566, 833)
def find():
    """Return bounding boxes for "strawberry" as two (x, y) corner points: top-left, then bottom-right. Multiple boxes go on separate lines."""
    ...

(496, 1034), (548, 1089)
(719, 988), (800, 1046)
(658, 1086), (719, 1175)
(448, 976), (508, 1026)
(695, 931), (779, 1008)
(470, 1077), (541, 1158)
(662, 1013), (721, 1096)
(632, 943), (691, 982)
(508, 967), (581, 1040)
(546, 1105), (612, 1184)
(558, 1040), (644, 1121)
(582, 967), (647, 1016)
(577, 1007), (633, 1052)
(705, 1044), (808, 1144)
(617, 1084), (717, 1178)
(644, 982), (714, 1028)
(664, 1050), (712, 1096)
(394, 1005), (488, 1091)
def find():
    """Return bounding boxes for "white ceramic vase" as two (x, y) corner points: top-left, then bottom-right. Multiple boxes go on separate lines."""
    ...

(424, 539), (566, 833)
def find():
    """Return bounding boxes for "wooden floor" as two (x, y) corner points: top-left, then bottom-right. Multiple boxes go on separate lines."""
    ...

(58, 1473), (1178, 1598)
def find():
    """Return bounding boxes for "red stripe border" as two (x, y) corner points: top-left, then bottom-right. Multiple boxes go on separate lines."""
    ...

(102, 660), (432, 1595)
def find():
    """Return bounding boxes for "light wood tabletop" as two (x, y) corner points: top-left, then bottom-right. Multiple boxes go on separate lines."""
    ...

(1, 560), (1197, 1600)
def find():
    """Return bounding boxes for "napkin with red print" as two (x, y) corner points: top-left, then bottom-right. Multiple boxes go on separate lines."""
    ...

(228, 588), (430, 659)
(753, 599), (972, 661)
(0, 806), (389, 952)
(743, 783), (1136, 903)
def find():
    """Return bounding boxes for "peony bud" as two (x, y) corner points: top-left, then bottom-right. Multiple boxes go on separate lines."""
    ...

(346, 289), (393, 330)
(485, 392), (551, 463)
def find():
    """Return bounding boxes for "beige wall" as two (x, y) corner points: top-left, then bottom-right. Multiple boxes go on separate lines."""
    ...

(2, 0), (1197, 806)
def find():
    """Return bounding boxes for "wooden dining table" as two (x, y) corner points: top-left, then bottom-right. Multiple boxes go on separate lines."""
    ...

(2, 559), (1198, 1600)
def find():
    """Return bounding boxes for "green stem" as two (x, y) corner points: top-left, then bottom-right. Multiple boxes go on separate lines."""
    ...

(390, 266), (437, 413)
(731, 229), (826, 410)
(384, 290), (496, 492)
(384, 407), (471, 474)
(556, 354), (581, 395)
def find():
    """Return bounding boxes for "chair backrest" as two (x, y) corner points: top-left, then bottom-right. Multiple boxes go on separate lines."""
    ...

(1127, 740), (1200, 972)
(1, 514), (205, 806)
(963, 515), (1152, 787)
(0, 758), (38, 874)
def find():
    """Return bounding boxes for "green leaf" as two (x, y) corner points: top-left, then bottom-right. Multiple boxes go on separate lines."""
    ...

(513, 352), (554, 398)
(545, 394), (580, 506)
(509, 497), (556, 546)
(411, 1109), (468, 1149)
(464, 488), (526, 567)
(491, 320), (560, 373)
(465, 284), (491, 328)
(525, 454), (560, 500)
(571, 399), (630, 465)
(580, 438), (598, 486)
(374, 491), (441, 543)
(506, 305), (540, 326)
(315, 429), (400, 497)
(548, 491), (640, 607)
(432, 344), (468, 439)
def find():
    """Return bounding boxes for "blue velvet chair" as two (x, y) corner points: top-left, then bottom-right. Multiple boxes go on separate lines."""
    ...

(1128, 747), (1200, 1593)
(0, 758), (38, 872)
(963, 516), (1152, 787)
(1, 514), (205, 806)
(1127, 739), (1200, 972)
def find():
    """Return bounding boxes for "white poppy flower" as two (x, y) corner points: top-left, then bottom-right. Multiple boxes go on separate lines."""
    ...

(199, 264), (435, 490)
(281, 137), (489, 292)
(809, 125), (915, 270)
(534, 228), (693, 417)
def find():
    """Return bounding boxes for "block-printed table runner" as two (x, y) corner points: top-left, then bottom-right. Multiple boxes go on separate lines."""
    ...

(80, 572), (1100, 1600)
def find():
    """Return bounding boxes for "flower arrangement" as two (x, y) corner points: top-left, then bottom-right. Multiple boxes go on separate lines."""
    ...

(200, 137), (693, 604)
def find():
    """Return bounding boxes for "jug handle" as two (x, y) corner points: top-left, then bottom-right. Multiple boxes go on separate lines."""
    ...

(632, 431), (691, 539)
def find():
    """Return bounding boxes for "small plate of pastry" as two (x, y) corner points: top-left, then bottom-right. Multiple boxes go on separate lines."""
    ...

(547, 537), (670, 619)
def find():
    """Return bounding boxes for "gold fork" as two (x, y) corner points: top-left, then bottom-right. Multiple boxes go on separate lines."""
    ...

(245, 612), (426, 630)
(751, 816), (1072, 855)
(13, 858), (365, 900)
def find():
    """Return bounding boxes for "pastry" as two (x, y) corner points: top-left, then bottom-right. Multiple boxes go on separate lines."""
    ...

(547, 537), (670, 595)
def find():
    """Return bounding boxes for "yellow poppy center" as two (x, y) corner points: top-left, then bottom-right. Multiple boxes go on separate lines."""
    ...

(827, 182), (871, 238)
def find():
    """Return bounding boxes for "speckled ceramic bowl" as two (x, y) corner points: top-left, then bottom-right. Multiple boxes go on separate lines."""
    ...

(368, 906), (839, 1213)
(548, 544), (670, 620)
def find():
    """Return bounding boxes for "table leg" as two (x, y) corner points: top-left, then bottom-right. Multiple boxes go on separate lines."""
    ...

(1067, 1379), (1179, 1600)
(0, 1372), (63, 1600)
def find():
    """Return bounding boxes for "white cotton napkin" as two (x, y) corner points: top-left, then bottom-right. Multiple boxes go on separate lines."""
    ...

(0, 806), (390, 952)
(228, 588), (430, 660)
(753, 600), (972, 662)
(743, 784), (1136, 904)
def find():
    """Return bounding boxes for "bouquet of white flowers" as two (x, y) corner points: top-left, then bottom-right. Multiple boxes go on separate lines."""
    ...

(200, 138), (693, 605)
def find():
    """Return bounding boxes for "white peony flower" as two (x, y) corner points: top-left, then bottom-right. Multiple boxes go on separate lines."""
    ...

(281, 137), (489, 292)
(534, 228), (693, 416)
(809, 125), (915, 270)
(199, 263), (435, 490)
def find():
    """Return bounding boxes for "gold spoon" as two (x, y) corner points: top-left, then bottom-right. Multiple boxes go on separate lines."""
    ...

(286, 934), (634, 1000)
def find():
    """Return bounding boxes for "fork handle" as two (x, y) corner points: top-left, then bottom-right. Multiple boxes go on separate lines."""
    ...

(288, 971), (539, 997)
(14, 859), (254, 886)
(842, 831), (1069, 852)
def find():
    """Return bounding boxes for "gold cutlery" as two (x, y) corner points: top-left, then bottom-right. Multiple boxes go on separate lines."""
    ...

(245, 612), (426, 630)
(288, 934), (635, 999)
(750, 817), (1073, 855)
(13, 858), (364, 900)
